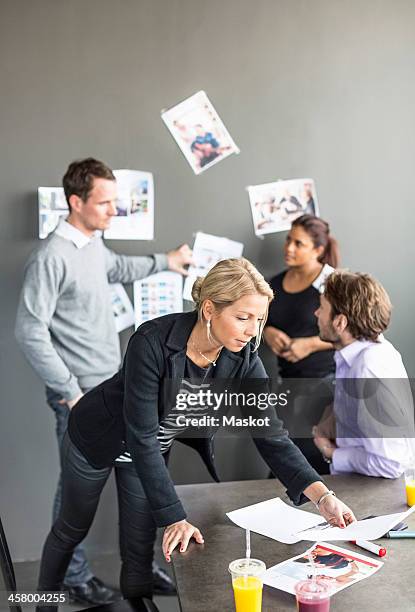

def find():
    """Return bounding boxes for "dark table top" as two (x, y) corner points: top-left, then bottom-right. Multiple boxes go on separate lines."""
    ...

(172, 475), (415, 611)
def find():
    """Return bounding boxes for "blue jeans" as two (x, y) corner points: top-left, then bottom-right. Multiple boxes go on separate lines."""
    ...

(47, 388), (93, 586)
(38, 433), (156, 600)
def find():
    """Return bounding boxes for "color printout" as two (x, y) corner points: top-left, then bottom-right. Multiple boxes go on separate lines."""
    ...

(263, 541), (383, 595)
(183, 232), (243, 301)
(134, 271), (183, 328)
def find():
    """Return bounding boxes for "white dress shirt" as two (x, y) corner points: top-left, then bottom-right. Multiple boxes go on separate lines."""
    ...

(331, 334), (415, 478)
(54, 217), (97, 248)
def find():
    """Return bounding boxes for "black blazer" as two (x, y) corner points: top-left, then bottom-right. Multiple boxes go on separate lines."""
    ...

(69, 311), (322, 527)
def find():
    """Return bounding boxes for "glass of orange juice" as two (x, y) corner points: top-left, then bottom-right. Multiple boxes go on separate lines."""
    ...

(404, 466), (415, 506)
(228, 558), (266, 612)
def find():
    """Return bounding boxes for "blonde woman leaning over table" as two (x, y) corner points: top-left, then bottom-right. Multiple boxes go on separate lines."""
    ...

(36, 257), (355, 611)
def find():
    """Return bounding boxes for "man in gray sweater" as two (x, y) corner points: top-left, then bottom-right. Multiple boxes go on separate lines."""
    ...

(15, 158), (192, 605)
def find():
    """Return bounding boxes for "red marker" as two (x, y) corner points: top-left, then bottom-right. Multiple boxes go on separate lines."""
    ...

(351, 539), (387, 557)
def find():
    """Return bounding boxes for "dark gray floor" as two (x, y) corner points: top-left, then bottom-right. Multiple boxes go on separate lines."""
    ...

(3, 553), (179, 612)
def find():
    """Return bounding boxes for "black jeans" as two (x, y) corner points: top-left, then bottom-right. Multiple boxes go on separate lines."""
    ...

(37, 433), (157, 601)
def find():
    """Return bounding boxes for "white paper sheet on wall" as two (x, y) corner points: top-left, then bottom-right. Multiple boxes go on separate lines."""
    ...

(104, 169), (154, 241)
(109, 284), (135, 332)
(161, 90), (240, 175)
(183, 232), (244, 302)
(38, 169), (154, 241)
(38, 187), (68, 239)
(247, 178), (319, 236)
(134, 271), (183, 328)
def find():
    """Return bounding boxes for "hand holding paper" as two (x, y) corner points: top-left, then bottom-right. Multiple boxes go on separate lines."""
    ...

(316, 493), (356, 529)
(167, 244), (194, 276)
(227, 497), (415, 544)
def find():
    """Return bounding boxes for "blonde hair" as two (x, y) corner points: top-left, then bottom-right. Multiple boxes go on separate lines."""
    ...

(191, 257), (274, 350)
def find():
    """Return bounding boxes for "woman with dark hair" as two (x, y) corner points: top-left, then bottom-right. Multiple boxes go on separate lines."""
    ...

(263, 214), (340, 472)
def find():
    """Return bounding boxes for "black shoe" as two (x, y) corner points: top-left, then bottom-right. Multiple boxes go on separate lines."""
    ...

(64, 576), (122, 605)
(152, 566), (176, 596)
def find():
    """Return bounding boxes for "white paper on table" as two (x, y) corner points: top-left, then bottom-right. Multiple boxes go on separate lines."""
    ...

(300, 505), (415, 542)
(109, 284), (135, 332)
(263, 541), (383, 596)
(183, 232), (244, 301)
(226, 496), (415, 543)
(134, 271), (183, 328)
(104, 169), (154, 241)
(227, 498), (323, 544)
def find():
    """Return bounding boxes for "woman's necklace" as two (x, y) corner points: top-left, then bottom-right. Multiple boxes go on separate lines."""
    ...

(190, 340), (223, 366)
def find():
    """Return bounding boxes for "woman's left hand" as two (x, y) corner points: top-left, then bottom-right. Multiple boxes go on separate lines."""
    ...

(281, 338), (313, 362)
(317, 495), (356, 529)
(162, 519), (204, 562)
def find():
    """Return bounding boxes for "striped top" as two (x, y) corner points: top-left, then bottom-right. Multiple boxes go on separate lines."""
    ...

(115, 357), (213, 465)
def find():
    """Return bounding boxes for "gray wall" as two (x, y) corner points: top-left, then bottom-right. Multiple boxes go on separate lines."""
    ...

(1, 0), (415, 560)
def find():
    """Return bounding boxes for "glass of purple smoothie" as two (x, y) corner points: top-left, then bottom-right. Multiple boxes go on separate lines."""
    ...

(295, 578), (332, 612)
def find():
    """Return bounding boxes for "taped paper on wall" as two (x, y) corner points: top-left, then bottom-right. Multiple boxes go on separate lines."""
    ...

(183, 232), (244, 302)
(38, 169), (154, 241)
(134, 271), (183, 328)
(110, 284), (135, 332)
(161, 90), (239, 175)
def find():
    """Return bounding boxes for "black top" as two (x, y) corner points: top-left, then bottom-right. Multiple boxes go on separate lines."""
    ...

(69, 311), (322, 527)
(185, 356), (211, 377)
(267, 269), (335, 378)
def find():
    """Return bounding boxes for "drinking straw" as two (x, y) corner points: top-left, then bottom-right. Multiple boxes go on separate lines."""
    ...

(246, 529), (251, 560)
(244, 529), (251, 578)
(308, 549), (317, 586)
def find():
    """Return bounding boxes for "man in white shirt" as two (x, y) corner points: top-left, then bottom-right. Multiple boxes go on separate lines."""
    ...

(313, 270), (414, 477)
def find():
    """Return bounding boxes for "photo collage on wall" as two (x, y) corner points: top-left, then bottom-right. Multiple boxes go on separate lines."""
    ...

(38, 90), (322, 331)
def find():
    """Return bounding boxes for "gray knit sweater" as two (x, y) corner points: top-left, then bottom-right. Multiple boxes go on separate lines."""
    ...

(15, 233), (167, 399)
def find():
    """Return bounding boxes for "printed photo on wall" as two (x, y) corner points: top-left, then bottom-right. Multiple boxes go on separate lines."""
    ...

(247, 178), (319, 236)
(161, 90), (240, 175)
(134, 271), (183, 328)
(104, 169), (154, 240)
(109, 284), (135, 332)
(38, 169), (154, 240)
(38, 187), (68, 239)
(183, 232), (244, 301)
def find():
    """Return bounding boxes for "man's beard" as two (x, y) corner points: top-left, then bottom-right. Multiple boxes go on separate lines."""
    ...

(319, 326), (340, 345)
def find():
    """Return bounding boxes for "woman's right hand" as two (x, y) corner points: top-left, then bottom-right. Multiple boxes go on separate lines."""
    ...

(162, 519), (204, 562)
(263, 327), (291, 356)
(317, 495), (356, 529)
